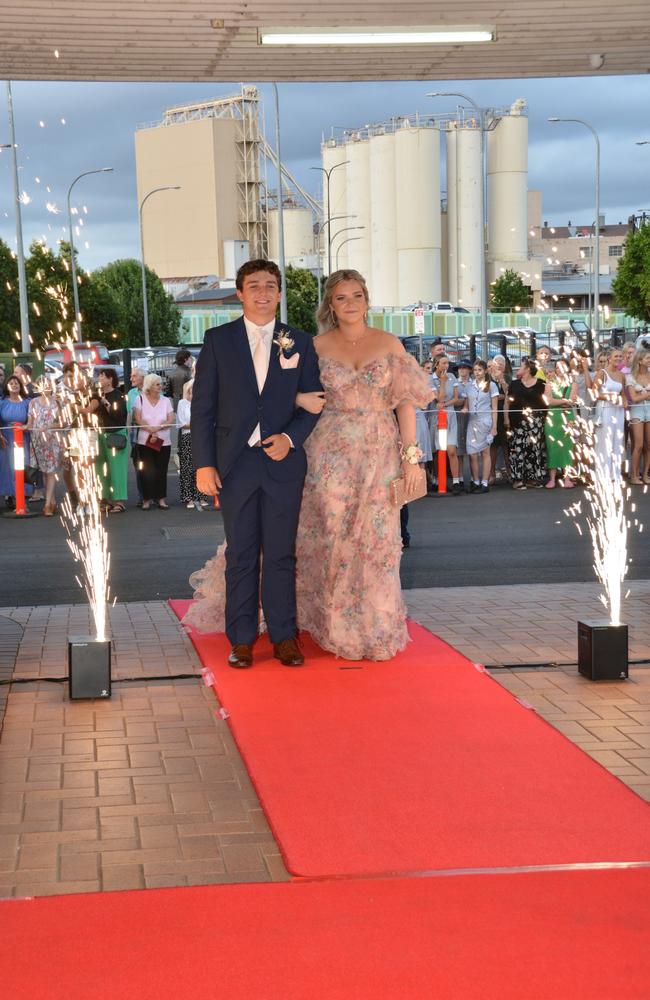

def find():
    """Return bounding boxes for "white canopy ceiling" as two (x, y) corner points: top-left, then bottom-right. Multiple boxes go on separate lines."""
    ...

(1, 1), (648, 82)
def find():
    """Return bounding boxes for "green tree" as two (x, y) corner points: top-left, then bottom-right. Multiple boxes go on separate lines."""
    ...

(285, 265), (318, 334)
(612, 224), (650, 321)
(25, 240), (77, 349)
(0, 239), (19, 352)
(90, 259), (181, 347)
(490, 269), (532, 311)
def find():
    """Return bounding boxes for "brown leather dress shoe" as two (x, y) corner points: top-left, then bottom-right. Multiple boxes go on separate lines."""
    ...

(273, 637), (304, 667)
(228, 644), (254, 669)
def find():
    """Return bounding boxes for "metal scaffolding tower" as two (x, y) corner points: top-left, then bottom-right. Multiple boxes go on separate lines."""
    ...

(158, 85), (267, 258)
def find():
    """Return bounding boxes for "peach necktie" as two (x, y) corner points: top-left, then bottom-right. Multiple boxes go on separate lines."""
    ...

(251, 327), (269, 393)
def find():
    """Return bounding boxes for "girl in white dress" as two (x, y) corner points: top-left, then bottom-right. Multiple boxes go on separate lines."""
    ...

(465, 360), (499, 494)
(592, 347), (625, 482)
(626, 348), (650, 484)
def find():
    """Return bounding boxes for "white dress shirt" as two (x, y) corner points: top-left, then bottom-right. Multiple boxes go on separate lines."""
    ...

(242, 316), (295, 451)
(243, 316), (275, 447)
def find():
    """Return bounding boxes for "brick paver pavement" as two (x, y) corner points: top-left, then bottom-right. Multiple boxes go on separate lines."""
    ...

(1, 583), (649, 898)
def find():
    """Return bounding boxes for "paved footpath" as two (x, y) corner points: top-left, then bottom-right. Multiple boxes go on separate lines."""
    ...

(1, 582), (649, 898)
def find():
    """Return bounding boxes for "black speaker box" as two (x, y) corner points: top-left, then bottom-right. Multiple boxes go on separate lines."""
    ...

(577, 620), (628, 681)
(68, 635), (112, 699)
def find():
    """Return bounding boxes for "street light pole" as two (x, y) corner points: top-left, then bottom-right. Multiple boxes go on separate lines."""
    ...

(272, 83), (288, 324)
(66, 166), (113, 342)
(336, 236), (362, 270)
(314, 214), (353, 304)
(310, 160), (349, 275)
(331, 226), (366, 256)
(139, 186), (181, 348)
(549, 117), (601, 333)
(428, 91), (488, 359)
(5, 83), (30, 352)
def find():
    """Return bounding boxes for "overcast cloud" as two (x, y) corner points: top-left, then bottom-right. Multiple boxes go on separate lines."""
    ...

(1, 74), (649, 271)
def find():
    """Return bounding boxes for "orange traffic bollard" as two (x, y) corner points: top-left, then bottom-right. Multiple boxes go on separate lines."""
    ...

(3, 423), (37, 519)
(437, 409), (448, 496)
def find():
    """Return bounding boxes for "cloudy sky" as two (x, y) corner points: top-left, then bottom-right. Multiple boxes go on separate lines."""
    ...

(1, 73), (649, 271)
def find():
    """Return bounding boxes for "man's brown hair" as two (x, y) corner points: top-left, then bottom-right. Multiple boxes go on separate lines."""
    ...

(235, 259), (282, 292)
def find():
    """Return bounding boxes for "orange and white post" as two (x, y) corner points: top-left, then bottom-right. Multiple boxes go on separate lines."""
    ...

(437, 409), (448, 495)
(12, 423), (27, 516)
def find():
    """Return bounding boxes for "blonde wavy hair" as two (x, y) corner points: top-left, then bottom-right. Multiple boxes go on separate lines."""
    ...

(316, 269), (370, 332)
(631, 348), (650, 380)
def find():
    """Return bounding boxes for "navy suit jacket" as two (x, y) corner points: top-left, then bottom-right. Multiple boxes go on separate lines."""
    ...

(191, 316), (323, 483)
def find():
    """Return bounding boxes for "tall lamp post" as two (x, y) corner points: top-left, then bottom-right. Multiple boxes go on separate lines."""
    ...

(549, 118), (601, 333)
(314, 214), (354, 304)
(310, 160), (350, 275)
(271, 83), (288, 324)
(66, 167), (113, 342)
(329, 225), (365, 271)
(4, 83), (30, 353)
(428, 91), (488, 359)
(139, 186), (180, 348)
(335, 236), (362, 270)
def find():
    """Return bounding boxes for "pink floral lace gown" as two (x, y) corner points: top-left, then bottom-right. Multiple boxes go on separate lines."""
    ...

(185, 351), (432, 661)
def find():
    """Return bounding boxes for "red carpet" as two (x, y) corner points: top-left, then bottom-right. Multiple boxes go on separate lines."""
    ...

(3, 869), (649, 999)
(171, 601), (650, 878)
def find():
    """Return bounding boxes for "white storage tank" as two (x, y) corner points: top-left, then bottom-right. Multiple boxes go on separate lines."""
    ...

(445, 125), (458, 305)
(487, 105), (528, 275)
(369, 130), (398, 308)
(343, 135), (372, 277)
(267, 206), (314, 264)
(321, 139), (349, 275)
(394, 123), (441, 306)
(456, 123), (483, 311)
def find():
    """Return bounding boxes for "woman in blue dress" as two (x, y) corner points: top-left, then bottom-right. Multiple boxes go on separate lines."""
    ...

(0, 373), (32, 510)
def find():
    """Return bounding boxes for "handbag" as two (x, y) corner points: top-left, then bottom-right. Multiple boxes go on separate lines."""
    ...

(390, 466), (427, 508)
(143, 433), (163, 452)
(105, 431), (127, 451)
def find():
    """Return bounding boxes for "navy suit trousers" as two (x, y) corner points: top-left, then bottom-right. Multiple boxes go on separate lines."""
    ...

(218, 447), (304, 646)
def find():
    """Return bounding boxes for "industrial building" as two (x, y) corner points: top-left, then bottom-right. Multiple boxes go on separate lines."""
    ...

(321, 100), (537, 309)
(135, 87), (267, 282)
(136, 89), (629, 315)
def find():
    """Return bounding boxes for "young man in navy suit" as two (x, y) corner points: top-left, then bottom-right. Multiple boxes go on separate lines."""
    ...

(191, 260), (323, 668)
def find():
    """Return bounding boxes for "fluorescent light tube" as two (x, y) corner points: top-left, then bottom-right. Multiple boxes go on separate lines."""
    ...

(259, 28), (494, 46)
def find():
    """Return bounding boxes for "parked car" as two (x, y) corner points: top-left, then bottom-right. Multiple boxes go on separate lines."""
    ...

(44, 341), (111, 369)
(109, 348), (158, 372)
(43, 359), (63, 383)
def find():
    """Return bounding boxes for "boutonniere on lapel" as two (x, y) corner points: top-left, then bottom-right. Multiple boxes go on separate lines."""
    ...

(273, 329), (300, 369)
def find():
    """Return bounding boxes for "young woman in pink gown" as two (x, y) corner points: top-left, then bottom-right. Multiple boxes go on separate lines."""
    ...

(185, 270), (433, 661)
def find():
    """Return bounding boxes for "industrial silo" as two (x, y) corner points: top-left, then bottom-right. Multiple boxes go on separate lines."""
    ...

(343, 135), (372, 277)
(369, 130), (398, 308)
(394, 123), (441, 306)
(445, 125), (458, 305)
(487, 104), (528, 280)
(267, 204), (314, 264)
(455, 123), (483, 311)
(322, 139), (349, 275)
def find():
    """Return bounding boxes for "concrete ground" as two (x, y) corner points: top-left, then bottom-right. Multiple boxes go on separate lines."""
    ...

(1, 584), (649, 898)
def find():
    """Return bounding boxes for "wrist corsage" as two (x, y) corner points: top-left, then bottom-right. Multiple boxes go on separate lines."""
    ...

(400, 442), (423, 465)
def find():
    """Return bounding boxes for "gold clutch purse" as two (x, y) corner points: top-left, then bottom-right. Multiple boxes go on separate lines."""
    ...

(390, 466), (428, 508)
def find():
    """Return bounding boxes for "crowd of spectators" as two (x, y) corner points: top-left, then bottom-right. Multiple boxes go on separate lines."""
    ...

(415, 339), (650, 493)
(1, 339), (649, 516)
(0, 350), (210, 515)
